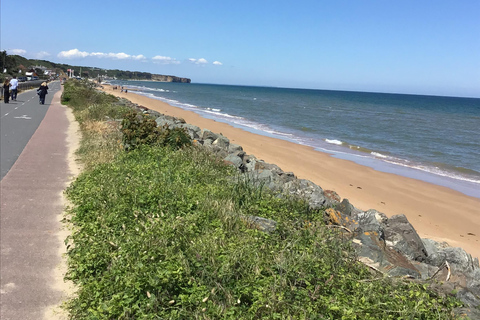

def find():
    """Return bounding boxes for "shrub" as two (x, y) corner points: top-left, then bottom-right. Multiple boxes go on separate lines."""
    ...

(121, 111), (191, 151)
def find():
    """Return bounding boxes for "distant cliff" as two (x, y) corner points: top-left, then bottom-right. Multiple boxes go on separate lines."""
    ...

(152, 74), (191, 83)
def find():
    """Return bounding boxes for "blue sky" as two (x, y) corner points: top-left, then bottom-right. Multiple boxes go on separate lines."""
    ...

(1, 0), (479, 97)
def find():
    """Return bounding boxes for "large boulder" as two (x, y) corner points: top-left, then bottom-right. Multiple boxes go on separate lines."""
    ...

(427, 246), (478, 275)
(283, 179), (334, 209)
(155, 117), (176, 129)
(179, 123), (201, 140)
(228, 143), (243, 154)
(224, 154), (243, 169)
(202, 129), (218, 142)
(242, 155), (258, 173)
(212, 135), (230, 150)
(354, 231), (421, 278)
(383, 214), (428, 262)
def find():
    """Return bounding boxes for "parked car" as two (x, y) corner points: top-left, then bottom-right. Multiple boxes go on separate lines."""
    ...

(31, 76), (39, 81)
(18, 76), (27, 82)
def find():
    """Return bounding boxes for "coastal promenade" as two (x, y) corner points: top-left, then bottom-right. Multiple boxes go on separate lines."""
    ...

(0, 84), (77, 319)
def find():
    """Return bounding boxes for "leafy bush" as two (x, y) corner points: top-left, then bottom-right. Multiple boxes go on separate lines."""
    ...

(121, 110), (191, 151)
(120, 111), (160, 151)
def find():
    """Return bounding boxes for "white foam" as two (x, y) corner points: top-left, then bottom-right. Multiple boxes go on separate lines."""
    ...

(325, 139), (343, 145)
(371, 152), (389, 159)
(206, 107), (222, 112)
(383, 160), (480, 184)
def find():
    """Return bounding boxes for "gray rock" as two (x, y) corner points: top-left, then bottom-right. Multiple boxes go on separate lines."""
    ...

(242, 155), (258, 172)
(283, 179), (332, 209)
(228, 143), (243, 154)
(383, 214), (428, 262)
(427, 247), (477, 274)
(323, 190), (341, 203)
(355, 232), (421, 278)
(453, 307), (480, 320)
(242, 215), (277, 233)
(202, 129), (218, 142)
(278, 172), (296, 184)
(179, 123), (201, 140)
(456, 288), (480, 308)
(254, 161), (284, 174)
(387, 266), (421, 278)
(422, 238), (450, 257)
(155, 117), (176, 129)
(254, 169), (282, 190)
(354, 209), (387, 239)
(213, 135), (230, 150)
(335, 198), (357, 217)
(146, 110), (162, 118)
(467, 269), (480, 293)
(224, 154), (243, 169)
(411, 261), (441, 280)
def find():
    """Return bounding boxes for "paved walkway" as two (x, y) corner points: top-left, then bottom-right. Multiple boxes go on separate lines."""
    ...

(1, 84), (75, 319)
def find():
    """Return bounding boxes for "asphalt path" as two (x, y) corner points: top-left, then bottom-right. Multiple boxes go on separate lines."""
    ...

(1, 81), (62, 180)
(1, 82), (72, 319)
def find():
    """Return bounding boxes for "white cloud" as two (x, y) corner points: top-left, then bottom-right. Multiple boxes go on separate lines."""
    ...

(213, 61), (223, 66)
(89, 52), (131, 59)
(189, 58), (208, 65)
(58, 48), (89, 59)
(110, 52), (130, 59)
(58, 49), (147, 61)
(8, 49), (27, 55)
(34, 51), (51, 59)
(90, 52), (107, 58)
(132, 54), (146, 61)
(152, 55), (180, 64)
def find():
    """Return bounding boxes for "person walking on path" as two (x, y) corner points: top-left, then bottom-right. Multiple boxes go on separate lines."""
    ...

(1, 82), (75, 319)
(38, 82), (49, 104)
(10, 76), (18, 100)
(3, 78), (10, 103)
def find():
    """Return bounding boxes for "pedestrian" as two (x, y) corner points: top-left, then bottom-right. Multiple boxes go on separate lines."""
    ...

(37, 82), (49, 104)
(3, 79), (10, 103)
(10, 76), (18, 101)
(125, 89), (128, 94)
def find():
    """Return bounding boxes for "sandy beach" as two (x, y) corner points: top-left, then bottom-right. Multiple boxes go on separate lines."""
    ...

(101, 85), (480, 259)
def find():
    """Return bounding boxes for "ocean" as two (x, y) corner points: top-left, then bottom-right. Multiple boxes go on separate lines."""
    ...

(108, 80), (480, 199)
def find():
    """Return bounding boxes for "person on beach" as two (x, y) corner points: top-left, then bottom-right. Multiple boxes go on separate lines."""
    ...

(9, 76), (18, 101)
(3, 79), (10, 103)
(37, 82), (49, 104)
(125, 89), (128, 94)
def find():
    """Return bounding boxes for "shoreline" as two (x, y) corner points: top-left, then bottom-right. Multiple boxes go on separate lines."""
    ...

(101, 84), (480, 259)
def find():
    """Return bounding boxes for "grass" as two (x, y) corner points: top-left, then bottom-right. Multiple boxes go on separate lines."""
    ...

(62, 80), (465, 319)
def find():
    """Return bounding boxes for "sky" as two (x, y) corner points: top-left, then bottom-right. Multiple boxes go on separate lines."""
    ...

(1, 0), (479, 98)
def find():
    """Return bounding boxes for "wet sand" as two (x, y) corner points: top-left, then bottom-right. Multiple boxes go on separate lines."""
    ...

(101, 85), (480, 259)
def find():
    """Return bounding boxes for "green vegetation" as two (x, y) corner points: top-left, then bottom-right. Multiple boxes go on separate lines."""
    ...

(62, 80), (464, 319)
(1, 52), (183, 82)
(121, 111), (191, 151)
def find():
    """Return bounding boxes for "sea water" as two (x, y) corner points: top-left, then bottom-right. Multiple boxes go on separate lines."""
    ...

(109, 80), (480, 198)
